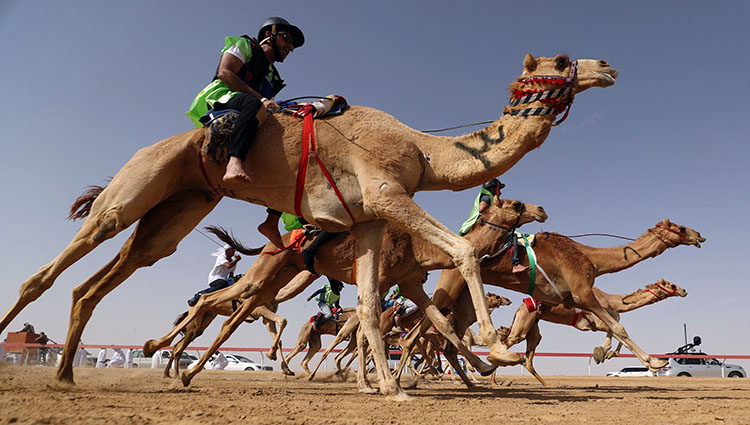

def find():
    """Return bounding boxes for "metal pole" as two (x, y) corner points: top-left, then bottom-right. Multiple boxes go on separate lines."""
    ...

(683, 323), (688, 345)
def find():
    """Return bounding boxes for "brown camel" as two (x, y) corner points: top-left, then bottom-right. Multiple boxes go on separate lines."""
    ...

(306, 291), (511, 384)
(284, 307), (358, 375)
(146, 196), (546, 394)
(401, 219), (705, 378)
(164, 298), (293, 378)
(499, 278), (688, 387)
(1, 54), (616, 398)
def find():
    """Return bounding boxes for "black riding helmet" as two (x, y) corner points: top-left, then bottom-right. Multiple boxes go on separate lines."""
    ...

(258, 17), (305, 48)
(329, 278), (344, 292)
(482, 178), (505, 197)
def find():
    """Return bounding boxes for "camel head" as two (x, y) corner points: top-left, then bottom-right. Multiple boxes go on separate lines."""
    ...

(646, 278), (688, 299)
(492, 197), (548, 227)
(520, 54), (618, 93)
(651, 219), (706, 248)
(485, 292), (512, 309)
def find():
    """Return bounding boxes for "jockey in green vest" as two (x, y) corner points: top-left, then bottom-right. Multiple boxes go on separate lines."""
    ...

(306, 278), (344, 329)
(458, 179), (505, 236)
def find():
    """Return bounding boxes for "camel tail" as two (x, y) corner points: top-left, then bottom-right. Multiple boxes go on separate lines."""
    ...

(174, 311), (189, 337)
(68, 184), (106, 221)
(203, 225), (265, 255)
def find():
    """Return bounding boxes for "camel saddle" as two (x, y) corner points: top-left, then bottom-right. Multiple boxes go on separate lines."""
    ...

(201, 95), (349, 164)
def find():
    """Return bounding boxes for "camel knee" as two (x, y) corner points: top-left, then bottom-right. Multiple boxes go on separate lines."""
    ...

(451, 240), (477, 267)
(91, 209), (129, 242)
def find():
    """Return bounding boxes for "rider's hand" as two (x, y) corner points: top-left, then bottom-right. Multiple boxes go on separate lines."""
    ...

(263, 99), (280, 111)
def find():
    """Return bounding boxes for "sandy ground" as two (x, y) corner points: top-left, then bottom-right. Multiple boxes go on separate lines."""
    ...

(1, 365), (749, 425)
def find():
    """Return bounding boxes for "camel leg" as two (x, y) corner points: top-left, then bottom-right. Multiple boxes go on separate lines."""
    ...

(355, 327), (376, 393)
(606, 341), (624, 360)
(300, 333), (321, 376)
(273, 270), (319, 303)
(401, 286), (496, 376)
(309, 315), (360, 380)
(350, 221), (406, 400)
(593, 332), (614, 364)
(0, 139), (216, 335)
(144, 247), (295, 357)
(56, 191), (218, 383)
(335, 333), (358, 374)
(441, 342), (476, 388)
(258, 310), (293, 375)
(180, 298), (259, 385)
(585, 301), (667, 371)
(168, 310), (217, 378)
(365, 189), (518, 367)
(521, 321), (549, 388)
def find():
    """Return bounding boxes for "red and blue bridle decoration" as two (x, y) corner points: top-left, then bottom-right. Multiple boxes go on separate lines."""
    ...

(504, 60), (578, 126)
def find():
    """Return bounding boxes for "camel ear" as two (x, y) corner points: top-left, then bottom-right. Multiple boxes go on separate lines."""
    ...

(663, 218), (671, 226)
(524, 53), (537, 73)
(657, 278), (665, 284)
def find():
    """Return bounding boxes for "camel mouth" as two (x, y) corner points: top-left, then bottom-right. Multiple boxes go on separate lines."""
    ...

(596, 71), (617, 87)
(535, 213), (548, 222)
(693, 241), (702, 248)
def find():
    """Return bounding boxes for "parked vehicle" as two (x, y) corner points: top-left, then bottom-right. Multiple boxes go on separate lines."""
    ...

(188, 353), (273, 371)
(129, 349), (197, 368)
(606, 367), (656, 377)
(658, 336), (746, 378)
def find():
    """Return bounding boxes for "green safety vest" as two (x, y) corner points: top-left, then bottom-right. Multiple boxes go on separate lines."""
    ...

(281, 213), (303, 232)
(186, 36), (282, 128)
(318, 284), (341, 306)
(458, 187), (494, 236)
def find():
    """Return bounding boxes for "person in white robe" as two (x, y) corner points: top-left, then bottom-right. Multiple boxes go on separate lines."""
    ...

(96, 348), (107, 368)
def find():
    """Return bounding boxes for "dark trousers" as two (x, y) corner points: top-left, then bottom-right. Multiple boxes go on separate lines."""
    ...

(214, 93), (263, 161)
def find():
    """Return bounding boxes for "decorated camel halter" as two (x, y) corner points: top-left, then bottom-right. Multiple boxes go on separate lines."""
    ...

(648, 224), (686, 246)
(504, 60), (578, 126)
(644, 282), (678, 302)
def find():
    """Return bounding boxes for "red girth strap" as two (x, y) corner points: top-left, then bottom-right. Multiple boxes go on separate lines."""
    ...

(294, 114), (356, 223)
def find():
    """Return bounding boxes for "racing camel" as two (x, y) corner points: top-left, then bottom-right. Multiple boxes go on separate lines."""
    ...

(398, 220), (704, 379)
(146, 196), (546, 394)
(1, 54), (616, 398)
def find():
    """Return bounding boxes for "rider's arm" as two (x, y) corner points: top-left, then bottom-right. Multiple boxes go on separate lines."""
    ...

(307, 288), (324, 301)
(216, 53), (275, 109)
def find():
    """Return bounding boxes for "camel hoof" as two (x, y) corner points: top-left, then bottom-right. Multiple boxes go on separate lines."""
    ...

(143, 340), (159, 357)
(266, 352), (277, 361)
(604, 350), (619, 361)
(480, 365), (498, 377)
(487, 349), (522, 366)
(648, 358), (668, 371)
(180, 371), (192, 387)
(592, 346), (606, 364)
(358, 386), (379, 394)
(281, 368), (295, 376)
(307, 374), (316, 381)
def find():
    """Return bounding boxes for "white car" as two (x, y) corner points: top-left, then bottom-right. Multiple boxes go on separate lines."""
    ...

(188, 354), (273, 371)
(606, 366), (656, 377)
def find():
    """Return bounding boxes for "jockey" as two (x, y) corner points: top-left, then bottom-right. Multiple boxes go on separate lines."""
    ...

(186, 17), (305, 250)
(306, 278), (344, 329)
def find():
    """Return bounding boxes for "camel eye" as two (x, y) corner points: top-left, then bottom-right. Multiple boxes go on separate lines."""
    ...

(555, 56), (569, 70)
(679, 227), (686, 232)
(513, 202), (522, 211)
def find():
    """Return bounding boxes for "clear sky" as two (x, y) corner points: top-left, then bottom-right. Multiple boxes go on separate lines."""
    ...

(1, 1), (748, 376)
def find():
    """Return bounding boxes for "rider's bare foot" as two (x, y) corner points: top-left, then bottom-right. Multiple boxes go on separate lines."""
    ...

(512, 264), (530, 274)
(258, 220), (284, 249)
(222, 158), (252, 184)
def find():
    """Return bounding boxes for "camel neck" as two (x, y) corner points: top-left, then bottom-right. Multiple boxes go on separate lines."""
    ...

(596, 287), (665, 313)
(413, 114), (554, 191)
(566, 230), (670, 276)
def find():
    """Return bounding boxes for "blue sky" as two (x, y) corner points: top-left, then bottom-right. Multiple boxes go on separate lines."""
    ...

(1, 1), (748, 376)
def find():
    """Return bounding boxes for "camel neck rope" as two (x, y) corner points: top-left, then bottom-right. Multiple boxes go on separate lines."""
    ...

(505, 60), (578, 126)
